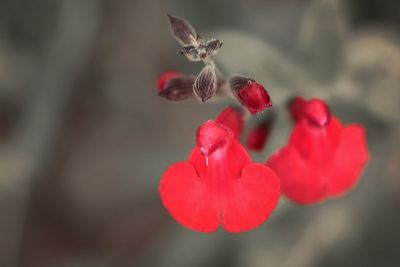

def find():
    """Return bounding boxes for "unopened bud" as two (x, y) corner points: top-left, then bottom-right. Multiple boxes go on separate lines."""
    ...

(230, 76), (272, 115)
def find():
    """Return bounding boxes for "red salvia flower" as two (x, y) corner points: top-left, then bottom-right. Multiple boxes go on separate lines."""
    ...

(156, 71), (183, 92)
(266, 98), (369, 204)
(159, 109), (280, 233)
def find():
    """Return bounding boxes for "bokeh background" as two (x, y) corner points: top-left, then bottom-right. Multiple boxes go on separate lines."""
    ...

(0, 0), (399, 266)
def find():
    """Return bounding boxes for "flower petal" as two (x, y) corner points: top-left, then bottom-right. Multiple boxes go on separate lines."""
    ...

(328, 125), (369, 196)
(221, 163), (280, 232)
(288, 117), (342, 162)
(159, 162), (220, 233)
(189, 141), (250, 180)
(267, 147), (327, 204)
(215, 107), (244, 140)
(303, 99), (331, 128)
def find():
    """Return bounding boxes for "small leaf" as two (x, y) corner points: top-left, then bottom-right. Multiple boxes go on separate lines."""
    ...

(206, 39), (223, 57)
(158, 76), (195, 101)
(193, 65), (217, 102)
(167, 14), (198, 46)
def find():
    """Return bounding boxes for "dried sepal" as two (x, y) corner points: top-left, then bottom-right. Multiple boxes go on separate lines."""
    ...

(193, 65), (217, 102)
(156, 71), (183, 92)
(179, 45), (201, 62)
(206, 39), (223, 57)
(196, 43), (208, 60)
(167, 14), (198, 46)
(158, 76), (195, 101)
(229, 76), (255, 92)
(196, 33), (205, 45)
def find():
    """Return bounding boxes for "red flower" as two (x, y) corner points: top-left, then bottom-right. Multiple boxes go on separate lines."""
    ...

(267, 98), (369, 204)
(159, 109), (280, 233)
(230, 76), (272, 115)
(156, 71), (183, 92)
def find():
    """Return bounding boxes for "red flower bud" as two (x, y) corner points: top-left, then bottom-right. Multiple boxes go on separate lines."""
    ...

(247, 116), (275, 151)
(230, 76), (272, 115)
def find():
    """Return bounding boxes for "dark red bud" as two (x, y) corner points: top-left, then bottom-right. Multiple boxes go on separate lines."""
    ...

(230, 77), (272, 115)
(246, 116), (275, 151)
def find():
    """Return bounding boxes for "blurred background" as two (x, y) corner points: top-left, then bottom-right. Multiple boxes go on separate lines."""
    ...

(0, 0), (399, 266)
